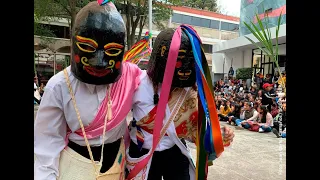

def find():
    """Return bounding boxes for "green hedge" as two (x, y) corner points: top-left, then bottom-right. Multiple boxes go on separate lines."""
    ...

(236, 68), (253, 80)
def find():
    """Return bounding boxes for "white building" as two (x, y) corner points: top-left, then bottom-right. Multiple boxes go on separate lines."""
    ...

(211, 0), (286, 82)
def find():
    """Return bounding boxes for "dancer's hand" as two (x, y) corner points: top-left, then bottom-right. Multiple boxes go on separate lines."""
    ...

(222, 126), (235, 144)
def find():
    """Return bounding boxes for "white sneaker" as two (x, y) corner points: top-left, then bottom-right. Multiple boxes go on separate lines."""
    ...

(259, 128), (264, 133)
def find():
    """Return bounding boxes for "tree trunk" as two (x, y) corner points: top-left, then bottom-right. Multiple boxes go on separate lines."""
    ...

(136, 2), (148, 43)
(125, 0), (132, 50)
(69, 0), (77, 42)
(136, 16), (146, 43)
(129, 14), (140, 48)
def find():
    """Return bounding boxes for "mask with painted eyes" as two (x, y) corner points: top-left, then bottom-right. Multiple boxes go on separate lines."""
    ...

(147, 28), (196, 88)
(71, 2), (126, 85)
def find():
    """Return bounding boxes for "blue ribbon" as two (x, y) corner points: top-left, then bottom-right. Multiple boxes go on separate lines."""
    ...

(181, 26), (215, 155)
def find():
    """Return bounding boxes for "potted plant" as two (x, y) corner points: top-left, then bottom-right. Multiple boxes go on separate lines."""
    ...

(236, 67), (253, 87)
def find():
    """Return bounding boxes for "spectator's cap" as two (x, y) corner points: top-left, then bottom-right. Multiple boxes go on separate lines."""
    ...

(263, 83), (273, 89)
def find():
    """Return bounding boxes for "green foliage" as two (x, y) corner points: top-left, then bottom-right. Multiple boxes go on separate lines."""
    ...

(243, 10), (285, 91)
(236, 68), (253, 80)
(182, 0), (217, 11)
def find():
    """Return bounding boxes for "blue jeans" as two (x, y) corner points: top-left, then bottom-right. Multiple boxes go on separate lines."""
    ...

(241, 122), (250, 129)
(235, 119), (244, 126)
(260, 126), (272, 132)
(281, 133), (286, 138)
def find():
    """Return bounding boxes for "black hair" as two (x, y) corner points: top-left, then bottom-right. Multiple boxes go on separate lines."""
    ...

(258, 105), (268, 123)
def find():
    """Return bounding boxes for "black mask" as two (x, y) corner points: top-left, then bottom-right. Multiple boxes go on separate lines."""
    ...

(71, 2), (126, 85)
(147, 28), (196, 88)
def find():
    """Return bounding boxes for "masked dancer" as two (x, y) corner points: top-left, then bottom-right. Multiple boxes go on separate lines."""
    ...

(34, 1), (143, 180)
(126, 25), (234, 180)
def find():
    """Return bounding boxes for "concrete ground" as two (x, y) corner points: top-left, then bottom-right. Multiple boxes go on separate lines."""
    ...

(34, 105), (286, 180)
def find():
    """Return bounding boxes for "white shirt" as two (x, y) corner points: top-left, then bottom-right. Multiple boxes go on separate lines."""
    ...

(34, 83), (38, 90)
(130, 71), (175, 151)
(34, 67), (139, 180)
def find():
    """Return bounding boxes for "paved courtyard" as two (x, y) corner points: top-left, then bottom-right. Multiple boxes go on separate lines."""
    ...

(34, 105), (286, 180)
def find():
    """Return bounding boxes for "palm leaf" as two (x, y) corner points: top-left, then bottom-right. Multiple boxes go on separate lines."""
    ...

(244, 36), (271, 56)
(255, 13), (273, 54)
(244, 21), (271, 55)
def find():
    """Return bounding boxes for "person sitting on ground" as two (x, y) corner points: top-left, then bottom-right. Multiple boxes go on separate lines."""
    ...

(238, 102), (259, 129)
(272, 102), (287, 138)
(270, 103), (279, 118)
(256, 90), (263, 101)
(227, 100), (242, 125)
(256, 105), (274, 133)
(261, 83), (275, 112)
(253, 101), (259, 110)
(230, 101), (258, 128)
(249, 95), (255, 103)
(250, 86), (257, 96)
(215, 95), (222, 110)
(218, 100), (232, 121)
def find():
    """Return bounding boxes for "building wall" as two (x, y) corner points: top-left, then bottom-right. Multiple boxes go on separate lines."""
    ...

(240, 0), (286, 36)
(212, 49), (252, 74)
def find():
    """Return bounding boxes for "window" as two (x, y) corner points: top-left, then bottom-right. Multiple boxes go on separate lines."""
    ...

(191, 17), (201, 27)
(171, 13), (238, 31)
(202, 44), (212, 53)
(182, 15), (192, 25)
(172, 13), (183, 23)
(201, 19), (210, 28)
(210, 20), (220, 29)
(228, 23), (239, 31)
(221, 22), (239, 31)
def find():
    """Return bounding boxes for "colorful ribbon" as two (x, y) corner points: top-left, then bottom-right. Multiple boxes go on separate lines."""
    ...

(126, 28), (181, 180)
(97, 0), (111, 6)
(181, 25), (224, 180)
(123, 32), (152, 64)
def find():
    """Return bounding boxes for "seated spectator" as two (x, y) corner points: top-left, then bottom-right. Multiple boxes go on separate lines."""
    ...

(249, 95), (255, 103)
(215, 95), (222, 110)
(271, 103), (279, 118)
(256, 90), (263, 101)
(272, 102), (287, 138)
(229, 101), (258, 128)
(256, 105), (274, 133)
(253, 101), (259, 110)
(250, 86), (257, 96)
(218, 100), (232, 121)
(262, 83), (275, 112)
(238, 102), (259, 129)
(227, 100), (242, 121)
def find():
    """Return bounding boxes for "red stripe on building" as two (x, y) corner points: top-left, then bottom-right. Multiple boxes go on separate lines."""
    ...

(253, 5), (286, 23)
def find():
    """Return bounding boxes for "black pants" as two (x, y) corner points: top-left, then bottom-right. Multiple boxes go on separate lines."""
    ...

(68, 138), (121, 173)
(273, 122), (286, 132)
(128, 140), (190, 180)
(218, 114), (229, 121)
(230, 116), (238, 124)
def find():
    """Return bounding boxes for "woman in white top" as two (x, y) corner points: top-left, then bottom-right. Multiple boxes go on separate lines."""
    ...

(257, 105), (274, 133)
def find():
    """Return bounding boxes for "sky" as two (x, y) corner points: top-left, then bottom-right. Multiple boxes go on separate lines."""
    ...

(217, 0), (241, 17)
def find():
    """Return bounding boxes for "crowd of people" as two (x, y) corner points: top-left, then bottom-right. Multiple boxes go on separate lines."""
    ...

(214, 73), (286, 138)
(34, 76), (45, 104)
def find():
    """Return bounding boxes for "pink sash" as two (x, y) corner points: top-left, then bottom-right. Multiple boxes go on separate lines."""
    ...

(126, 27), (182, 180)
(65, 62), (141, 144)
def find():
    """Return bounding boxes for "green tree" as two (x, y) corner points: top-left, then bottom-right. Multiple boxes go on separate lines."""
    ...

(34, 0), (180, 49)
(182, 0), (218, 11)
(115, 0), (180, 49)
(34, 0), (93, 37)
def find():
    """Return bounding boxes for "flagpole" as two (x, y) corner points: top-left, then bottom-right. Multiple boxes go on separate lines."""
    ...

(148, 0), (152, 50)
